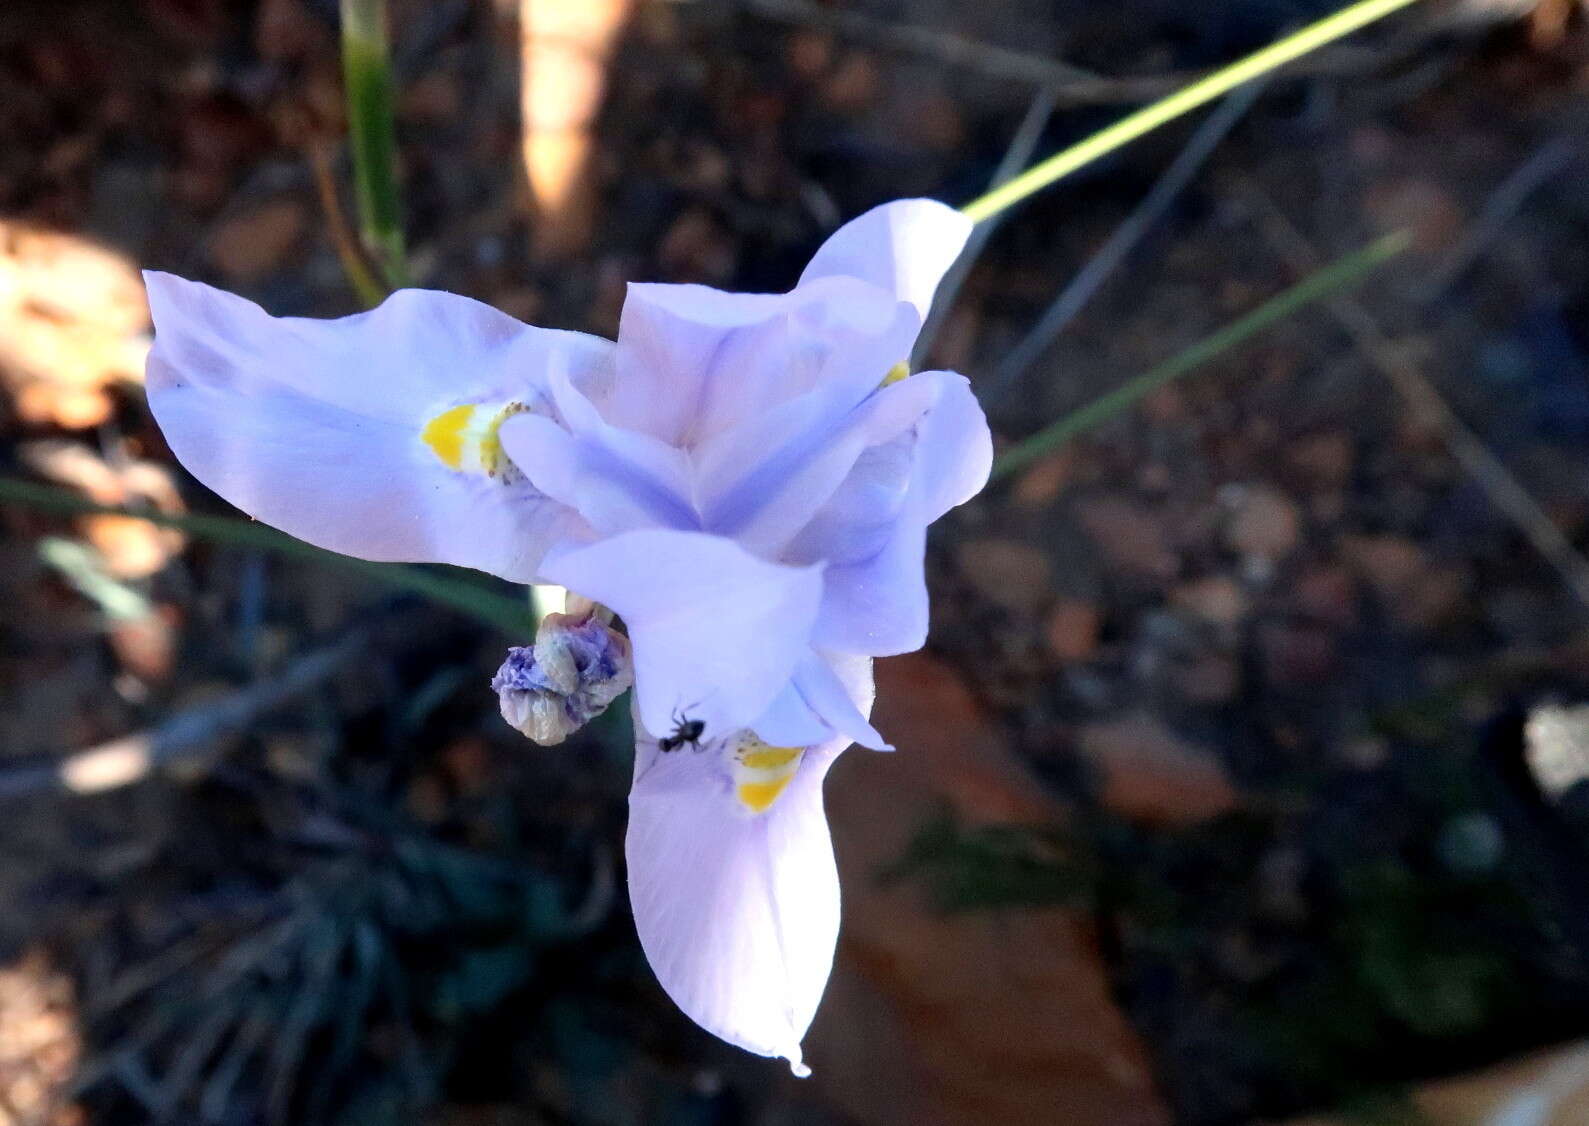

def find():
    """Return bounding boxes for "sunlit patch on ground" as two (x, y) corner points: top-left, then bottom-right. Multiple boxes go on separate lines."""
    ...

(0, 952), (81, 1126)
(0, 222), (148, 430)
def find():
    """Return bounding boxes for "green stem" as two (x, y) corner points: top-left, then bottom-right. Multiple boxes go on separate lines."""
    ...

(340, 0), (408, 289)
(990, 230), (1410, 481)
(0, 478), (535, 635)
(959, 0), (1425, 224)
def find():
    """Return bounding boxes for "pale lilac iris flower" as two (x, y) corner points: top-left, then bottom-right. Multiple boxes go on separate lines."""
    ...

(142, 199), (991, 1073)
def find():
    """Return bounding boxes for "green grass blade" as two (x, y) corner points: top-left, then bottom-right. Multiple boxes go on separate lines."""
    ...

(340, 0), (408, 288)
(959, 0), (1425, 224)
(990, 231), (1410, 481)
(0, 477), (535, 635)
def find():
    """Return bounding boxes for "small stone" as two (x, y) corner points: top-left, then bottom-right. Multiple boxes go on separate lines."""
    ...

(1524, 703), (1589, 801)
(822, 51), (880, 112)
(400, 71), (463, 124)
(1437, 812), (1505, 875)
(657, 208), (737, 285)
(1171, 653), (1241, 705)
(1074, 496), (1178, 582)
(206, 198), (307, 283)
(958, 539), (1053, 615)
(1012, 450), (1074, 508)
(1260, 621), (1338, 687)
(1340, 735), (1390, 770)
(81, 514), (183, 579)
(1170, 575), (1249, 628)
(1224, 484), (1301, 561)
(1293, 563), (1359, 627)
(901, 91), (965, 153)
(1287, 430), (1354, 490)
(1045, 598), (1102, 663)
(1078, 712), (1239, 827)
(786, 29), (833, 79)
(1363, 176), (1465, 253)
(1341, 535), (1468, 628)
(1342, 534), (1426, 598)
(108, 609), (176, 683)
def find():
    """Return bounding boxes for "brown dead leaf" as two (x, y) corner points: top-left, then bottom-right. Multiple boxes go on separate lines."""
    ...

(1278, 1041), (1589, 1125)
(1078, 711), (1240, 827)
(809, 653), (1170, 1126)
(206, 198), (309, 284)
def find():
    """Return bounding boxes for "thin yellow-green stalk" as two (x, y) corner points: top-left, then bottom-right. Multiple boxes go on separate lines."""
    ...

(991, 231), (1410, 480)
(340, 0), (408, 288)
(960, 0), (1424, 224)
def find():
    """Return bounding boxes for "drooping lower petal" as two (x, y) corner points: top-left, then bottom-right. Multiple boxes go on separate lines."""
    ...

(539, 529), (823, 740)
(626, 655), (875, 1074)
(144, 273), (612, 581)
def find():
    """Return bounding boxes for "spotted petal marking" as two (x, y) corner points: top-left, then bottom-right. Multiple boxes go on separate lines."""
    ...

(421, 401), (529, 476)
(730, 732), (807, 814)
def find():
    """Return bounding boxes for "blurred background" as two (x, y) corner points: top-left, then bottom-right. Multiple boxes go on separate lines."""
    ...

(2, 0), (1589, 1123)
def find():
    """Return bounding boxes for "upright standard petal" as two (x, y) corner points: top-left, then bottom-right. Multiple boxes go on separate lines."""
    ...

(625, 655), (876, 1074)
(690, 311), (930, 559)
(797, 199), (973, 322)
(144, 273), (613, 582)
(538, 529), (823, 740)
(603, 276), (906, 446)
(809, 370), (991, 656)
(499, 362), (698, 537)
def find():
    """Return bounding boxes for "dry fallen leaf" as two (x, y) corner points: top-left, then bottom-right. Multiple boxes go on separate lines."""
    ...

(810, 652), (1171, 1126)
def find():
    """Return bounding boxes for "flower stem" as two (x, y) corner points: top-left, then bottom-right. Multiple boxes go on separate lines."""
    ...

(959, 0), (1425, 224)
(0, 477), (535, 635)
(989, 230), (1410, 481)
(340, 0), (408, 289)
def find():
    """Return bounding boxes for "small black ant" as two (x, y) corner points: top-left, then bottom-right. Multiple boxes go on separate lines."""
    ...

(658, 710), (706, 753)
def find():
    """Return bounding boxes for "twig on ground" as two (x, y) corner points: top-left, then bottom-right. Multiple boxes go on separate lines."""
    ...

(0, 634), (366, 799)
(912, 81), (1060, 369)
(735, 0), (1181, 104)
(990, 232), (1408, 480)
(740, 0), (1528, 111)
(1417, 134), (1576, 302)
(1246, 186), (1589, 613)
(985, 81), (1265, 404)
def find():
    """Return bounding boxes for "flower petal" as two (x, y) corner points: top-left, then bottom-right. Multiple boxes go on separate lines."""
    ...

(693, 344), (937, 561)
(626, 655), (875, 1073)
(144, 273), (611, 581)
(808, 370), (990, 655)
(539, 530), (822, 739)
(499, 362), (698, 536)
(748, 650), (888, 751)
(909, 369), (993, 522)
(792, 651), (888, 750)
(780, 434), (914, 567)
(605, 276), (904, 446)
(798, 199), (972, 322)
(813, 511), (929, 656)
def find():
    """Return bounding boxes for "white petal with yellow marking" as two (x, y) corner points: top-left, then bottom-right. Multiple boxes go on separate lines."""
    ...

(420, 400), (531, 477)
(730, 731), (808, 815)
